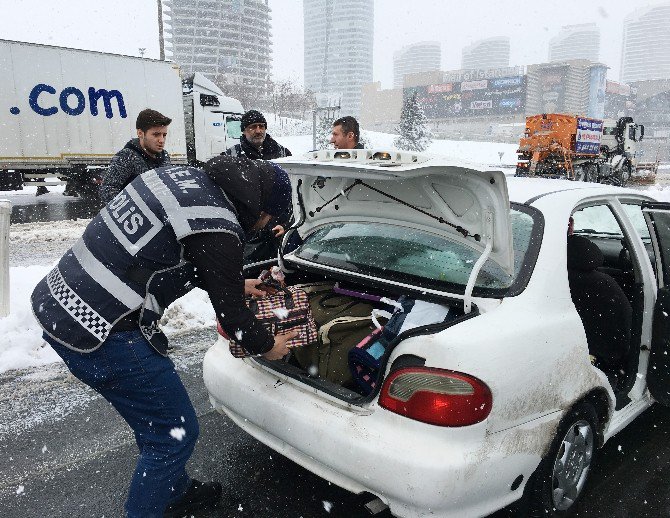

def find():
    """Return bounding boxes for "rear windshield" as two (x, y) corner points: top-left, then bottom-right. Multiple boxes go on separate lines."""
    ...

(293, 204), (541, 297)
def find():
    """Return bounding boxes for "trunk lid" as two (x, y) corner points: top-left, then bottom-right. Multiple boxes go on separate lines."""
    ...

(278, 150), (514, 279)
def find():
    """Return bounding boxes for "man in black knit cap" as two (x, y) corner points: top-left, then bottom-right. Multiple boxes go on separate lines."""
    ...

(225, 109), (291, 160)
(225, 110), (294, 263)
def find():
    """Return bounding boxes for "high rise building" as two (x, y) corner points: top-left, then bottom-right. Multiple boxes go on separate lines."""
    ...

(620, 3), (670, 83)
(526, 60), (608, 119)
(162, 0), (272, 97)
(461, 37), (510, 70)
(548, 24), (600, 63)
(393, 42), (441, 89)
(303, 0), (374, 117)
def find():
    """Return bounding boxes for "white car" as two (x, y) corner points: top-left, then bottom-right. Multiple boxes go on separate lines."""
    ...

(203, 150), (670, 517)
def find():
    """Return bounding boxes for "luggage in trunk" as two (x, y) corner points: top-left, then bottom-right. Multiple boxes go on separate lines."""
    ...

(291, 285), (381, 387)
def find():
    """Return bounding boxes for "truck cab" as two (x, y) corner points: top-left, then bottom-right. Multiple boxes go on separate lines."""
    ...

(601, 117), (645, 166)
(182, 73), (244, 166)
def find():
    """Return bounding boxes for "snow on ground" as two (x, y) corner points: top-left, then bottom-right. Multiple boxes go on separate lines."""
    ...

(0, 265), (59, 373)
(0, 183), (66, 197)
(9, 219), (89, 267)
(0, 264), (215, 375)
(0, 132), (669, 374)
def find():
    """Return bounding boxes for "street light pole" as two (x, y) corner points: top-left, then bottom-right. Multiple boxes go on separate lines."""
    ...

(157, 0), (165, 61)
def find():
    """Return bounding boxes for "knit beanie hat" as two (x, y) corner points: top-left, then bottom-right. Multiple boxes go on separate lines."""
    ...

(240, 110), (267, 131)
(262, 163), (292, 216)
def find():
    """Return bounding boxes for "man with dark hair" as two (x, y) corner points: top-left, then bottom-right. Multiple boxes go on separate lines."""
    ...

(330, 116), (363, 149)
(32, 156), (296, 517)
(225, 109), (291, 160)
(100, 108), (173, 203)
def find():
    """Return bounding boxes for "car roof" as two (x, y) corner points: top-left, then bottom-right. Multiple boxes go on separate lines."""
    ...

(506, 176), (647, 205)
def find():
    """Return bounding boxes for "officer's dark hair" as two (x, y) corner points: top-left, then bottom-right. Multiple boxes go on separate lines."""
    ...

(136, 109), (172, 132)
(332, 116), (360, 143)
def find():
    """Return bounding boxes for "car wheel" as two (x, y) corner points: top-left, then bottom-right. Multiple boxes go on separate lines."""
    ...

(520, 403), (598, 517)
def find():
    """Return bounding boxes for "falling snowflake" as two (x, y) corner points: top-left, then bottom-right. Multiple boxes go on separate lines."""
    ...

(272, 308), (289, 319)
(16, 486), (24, 495)
(170, 427), (187, 441)
(323, 501), (333, 513)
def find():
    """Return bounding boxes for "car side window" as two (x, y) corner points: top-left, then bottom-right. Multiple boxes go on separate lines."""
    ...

(621, 203), (652, 241)
(621, 202), (657, 279)
(572, 205), (622, 237)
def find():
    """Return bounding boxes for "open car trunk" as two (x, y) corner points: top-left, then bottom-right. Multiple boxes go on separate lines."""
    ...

(241, 265), (478, 404)
(238, 151), (511, 403)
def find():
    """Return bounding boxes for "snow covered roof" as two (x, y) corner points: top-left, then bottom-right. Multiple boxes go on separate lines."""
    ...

(506, 176), (645, 205)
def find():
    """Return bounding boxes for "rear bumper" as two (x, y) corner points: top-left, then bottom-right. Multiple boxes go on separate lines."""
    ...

(203, 338), (555, 518)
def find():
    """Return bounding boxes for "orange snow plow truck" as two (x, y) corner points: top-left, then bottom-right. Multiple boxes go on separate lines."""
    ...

(515, 113), (648, 186)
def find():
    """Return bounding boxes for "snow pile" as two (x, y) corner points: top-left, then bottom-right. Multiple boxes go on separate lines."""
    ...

(0, 265), (59, 373)
(266, 113), (312, 137)
(0, 265), (217, 374)
(158, 287), (216, 335)
(10, 219), (89, 244)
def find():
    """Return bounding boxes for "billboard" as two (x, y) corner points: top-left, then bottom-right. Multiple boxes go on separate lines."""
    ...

(575, 117), (603, 154)
(443, 66), (524, 82)
(587, 65), (607, 119)
(405, 75), (526, 119)
(538, 65), (568, 113)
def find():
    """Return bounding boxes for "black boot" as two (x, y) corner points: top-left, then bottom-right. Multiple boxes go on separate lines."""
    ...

(36, 186), (49, 196)
(163, 479), (222, 517)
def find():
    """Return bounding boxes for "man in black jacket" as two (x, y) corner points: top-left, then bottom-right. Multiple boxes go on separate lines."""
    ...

(32, 156), (295, 517)
(100, 109), (173, 203)
(225, 110), (291, 160)
(225, 110), (294, 263)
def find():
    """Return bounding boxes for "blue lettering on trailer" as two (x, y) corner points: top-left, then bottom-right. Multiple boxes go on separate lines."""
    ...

(88, 88), (127, 119)
(14, 83), (127, 119)
(59, 87), (86, 116)
(29, 84), (58, 116)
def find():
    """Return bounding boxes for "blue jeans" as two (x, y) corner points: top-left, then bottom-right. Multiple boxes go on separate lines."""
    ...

(44, 330), (199, 517)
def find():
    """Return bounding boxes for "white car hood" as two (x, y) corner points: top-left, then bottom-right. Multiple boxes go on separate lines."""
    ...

(278, 151), (514, 276)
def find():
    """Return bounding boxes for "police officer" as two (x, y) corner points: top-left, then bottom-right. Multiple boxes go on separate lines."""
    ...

(31, 156), (296, 517)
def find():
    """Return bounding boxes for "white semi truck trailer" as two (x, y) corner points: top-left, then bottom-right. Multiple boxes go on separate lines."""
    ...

(0, 39), (244, 197)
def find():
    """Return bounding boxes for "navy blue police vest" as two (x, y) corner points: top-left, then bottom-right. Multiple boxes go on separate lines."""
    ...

(31, 166), (245, 355)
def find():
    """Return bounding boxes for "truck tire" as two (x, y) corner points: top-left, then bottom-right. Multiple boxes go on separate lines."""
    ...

(519, 402), (598, 517)
(574, 164), (597, 183)
(0, 170), (24, 191)
(614, 161), (632, 187)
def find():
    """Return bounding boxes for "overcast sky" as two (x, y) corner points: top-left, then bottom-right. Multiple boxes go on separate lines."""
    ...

(0, 0), (659, 88)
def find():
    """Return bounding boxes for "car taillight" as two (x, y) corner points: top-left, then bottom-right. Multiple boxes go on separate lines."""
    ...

(378, 367), (492, 427)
